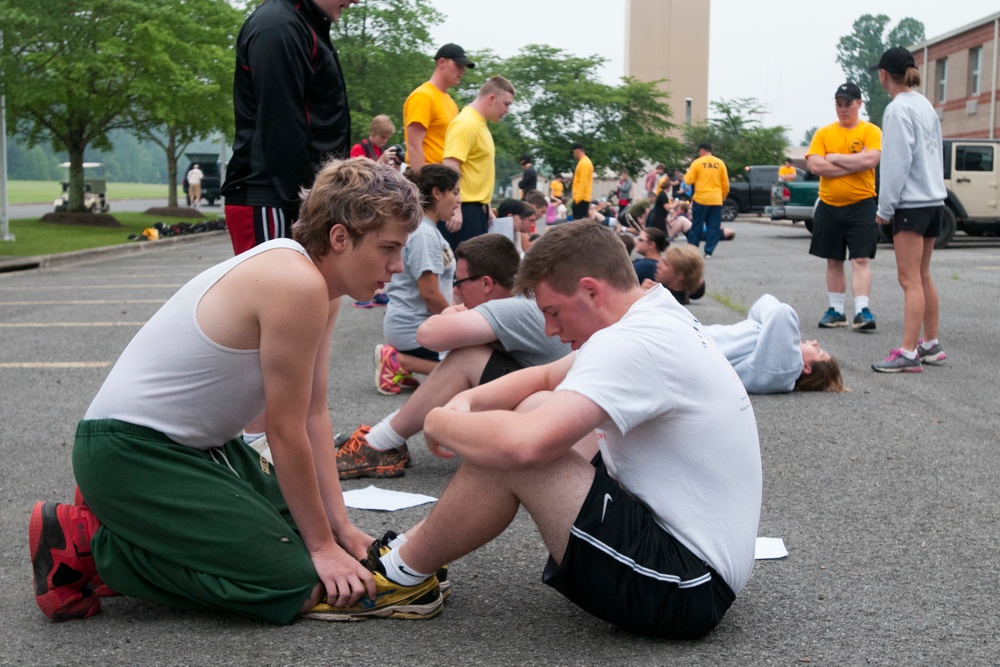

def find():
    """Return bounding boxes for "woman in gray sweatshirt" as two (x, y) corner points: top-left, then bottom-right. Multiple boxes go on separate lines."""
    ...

(871, 47), (948, 373)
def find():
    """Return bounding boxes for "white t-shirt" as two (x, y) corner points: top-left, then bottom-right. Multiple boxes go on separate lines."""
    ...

(556, 286), (762, 594)
(384, 217), (456, 351)
(187, 168), (204, 185)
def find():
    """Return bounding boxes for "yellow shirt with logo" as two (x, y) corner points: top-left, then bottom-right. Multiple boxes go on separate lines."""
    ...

(684, 155), (730, 206)
(550, 180), (564, 199)
(444, 106), (495, 204)
(807, 120), (882, 207)
(573, 155), (594, 203)
(778, 165), (797, 181)
(403, 82), (459, 166)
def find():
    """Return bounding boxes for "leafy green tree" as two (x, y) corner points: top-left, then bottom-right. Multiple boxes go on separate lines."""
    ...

(334, 0), (444, 146)
(127, 0), (241, 206)
(836, 14), (924, 127)
(684, 98), (788, 177)
(801, 127), (818, 147)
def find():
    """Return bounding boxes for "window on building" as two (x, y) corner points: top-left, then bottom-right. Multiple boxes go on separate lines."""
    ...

(936, 58), (948, 103)
(955, 145), (993, 172)
(969, 47), (982, 96)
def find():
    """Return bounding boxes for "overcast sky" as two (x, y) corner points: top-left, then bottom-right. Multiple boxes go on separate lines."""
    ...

(425, 0), (998, 145)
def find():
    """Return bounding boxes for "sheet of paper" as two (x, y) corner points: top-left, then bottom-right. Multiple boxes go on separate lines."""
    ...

(342, 485), (438, 512)
(755, 537), (788, 560)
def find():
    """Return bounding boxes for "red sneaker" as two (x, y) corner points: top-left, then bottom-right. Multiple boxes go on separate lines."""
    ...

(71, 489), (119, 597)
(29, 501), (102, 620)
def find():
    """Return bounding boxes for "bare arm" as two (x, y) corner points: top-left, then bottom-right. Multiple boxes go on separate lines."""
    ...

(442, 157), (463, 232)
(405, 123), (427, 170)
(416, 271), (450, 315)
(825, 147), (881, 172)
(806, 154), (853, 178)
(416, 308), (497, 351)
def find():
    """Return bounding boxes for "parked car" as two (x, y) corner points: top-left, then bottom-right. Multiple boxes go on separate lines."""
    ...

(181, 153), (222, 206)
(766, 138), (1000, 249)
(723, 165), (805, 222)
(53, 162), (110, 214)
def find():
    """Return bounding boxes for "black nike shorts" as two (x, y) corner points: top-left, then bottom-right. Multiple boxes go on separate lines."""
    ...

(542, 454), (735, 639)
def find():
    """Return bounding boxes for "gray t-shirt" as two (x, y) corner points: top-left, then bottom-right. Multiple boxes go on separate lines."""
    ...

(384, 217), (456, 351)
(474, 295), (571, 367)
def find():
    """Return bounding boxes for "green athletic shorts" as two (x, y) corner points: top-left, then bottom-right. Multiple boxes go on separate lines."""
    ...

(72, 419), (318, 624)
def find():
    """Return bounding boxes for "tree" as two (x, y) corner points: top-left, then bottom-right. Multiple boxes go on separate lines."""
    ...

(684, 98), (788, 176)
(836, 14), (924, 127)
(127, 0), (241, 207)
(801, 127), (818, 147)
(334, 0), (444, 145)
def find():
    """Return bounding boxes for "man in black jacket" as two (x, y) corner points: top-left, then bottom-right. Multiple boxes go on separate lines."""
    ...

(222, 0), (359, 255)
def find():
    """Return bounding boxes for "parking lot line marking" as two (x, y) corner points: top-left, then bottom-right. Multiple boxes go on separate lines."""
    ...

(0, 300), (164, 306)
(0, 362), (112, 368)
(0, 284), (182, 291)
(0, 322), (145, 328)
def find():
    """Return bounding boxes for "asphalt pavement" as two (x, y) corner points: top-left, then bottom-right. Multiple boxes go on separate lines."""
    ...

(1, 220), (998, 666)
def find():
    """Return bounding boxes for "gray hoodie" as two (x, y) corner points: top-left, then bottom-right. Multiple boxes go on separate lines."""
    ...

(877, 91), (947, 220)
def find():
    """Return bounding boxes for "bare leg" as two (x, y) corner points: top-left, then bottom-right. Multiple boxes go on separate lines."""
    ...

(389, 345), (492, 439)
(850, 257), (872, 299)
(397, 352), (438, 377)
(919, 237), (939, 342)
(893, 231), (926, 351)
(825, 259), (847, 294)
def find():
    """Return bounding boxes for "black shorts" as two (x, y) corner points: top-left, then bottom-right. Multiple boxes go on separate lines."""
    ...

(399, 346), (440, 362)
(892, 205), (943, 238)
(438, 203), (490, 251)
(478, 348), (525, 385)
(571, 200), (590, 221)
(542, 455), (736, 639)
(809, 197), (878, 261)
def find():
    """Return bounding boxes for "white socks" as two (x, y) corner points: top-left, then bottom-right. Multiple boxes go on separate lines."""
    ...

(854, 295), (870, 315)
(365, 412), (407, 451)
(828, 292), (846, 314)
(380, 546), (432, 587)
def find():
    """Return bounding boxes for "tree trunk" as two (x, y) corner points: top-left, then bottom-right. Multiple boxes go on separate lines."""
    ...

(166, 128), (178, 208)
(66, 145), (87, 212)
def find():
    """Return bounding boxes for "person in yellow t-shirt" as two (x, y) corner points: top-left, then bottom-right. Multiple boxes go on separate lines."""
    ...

(571, 142), (593, 220)
(403, 43), (473, 170)
(683, 143), (730, 257)
(805, 82), (882, 332)
(441, 76), (516, 250)
(549, 174), (564, 200)
(778, 158), (797, 182)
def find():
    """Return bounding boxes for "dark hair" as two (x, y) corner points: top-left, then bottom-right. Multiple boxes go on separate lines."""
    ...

(407, 164), (460, 212)
(571, 141), (585, 151)
(455, 235), (520, 290)
(497, 198), (534, 218)
(519, 154), (532, 164)
(698, 143), (712, 152)
(795, 356), (846, 392)
(515, 221), (638, 296)
(642, 227), (667, 253)
(619, 233), (636, 255)
(523, 190), (548, 210)
(294, 158), (421, 257)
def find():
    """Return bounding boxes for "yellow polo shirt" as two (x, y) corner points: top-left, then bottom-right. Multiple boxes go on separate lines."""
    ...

(573, 155), (593, 203)
(807, 120), (882, 207)
(684, 155), (730, 206)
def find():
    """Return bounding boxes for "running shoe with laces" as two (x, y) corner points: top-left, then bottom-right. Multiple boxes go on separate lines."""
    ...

(71, 490), (119, 597)
(853, 307), (877, 331)
(301, 544), (442, 622)
(29, 501), (102, 620)
(336, 425), (408, 479)
(375, 344), (416, 395)
(363, 531), (451, 599)
(818, 307), (848, 328)
(353, 300), (374, 309)
(372, 292), (390, 306)
(872, 348), (922, 373)
(917, 339), (947, 365)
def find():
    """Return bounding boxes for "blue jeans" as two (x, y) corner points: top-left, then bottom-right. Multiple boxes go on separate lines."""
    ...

(686, 204), (722, 255)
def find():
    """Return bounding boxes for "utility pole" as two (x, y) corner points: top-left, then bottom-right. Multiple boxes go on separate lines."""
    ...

(1, 30), (14, 242)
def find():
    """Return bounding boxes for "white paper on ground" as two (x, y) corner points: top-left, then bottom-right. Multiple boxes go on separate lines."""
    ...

(755, 537), (788, 560)
(342, 485), (438, 511)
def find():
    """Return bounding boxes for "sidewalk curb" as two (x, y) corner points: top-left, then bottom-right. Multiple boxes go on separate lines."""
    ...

(0, 230), (228, 274)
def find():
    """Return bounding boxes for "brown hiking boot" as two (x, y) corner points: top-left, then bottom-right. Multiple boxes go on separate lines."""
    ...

(336, 425), (408, 479)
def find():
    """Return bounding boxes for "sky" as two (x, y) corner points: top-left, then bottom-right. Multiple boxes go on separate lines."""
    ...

(425, 0), (999, 145)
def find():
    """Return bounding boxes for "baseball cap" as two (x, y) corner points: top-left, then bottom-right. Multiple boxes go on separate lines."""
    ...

(835, 82), (862, 101)
(434, 43), (475, 68)
(871, 46), (916, 74)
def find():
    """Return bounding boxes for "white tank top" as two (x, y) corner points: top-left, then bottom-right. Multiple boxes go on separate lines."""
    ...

(85, 239), (310, 449)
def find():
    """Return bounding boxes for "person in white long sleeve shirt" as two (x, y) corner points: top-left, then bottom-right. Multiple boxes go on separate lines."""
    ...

(705, 295), (844, 394)
(871, 47), (948, 374)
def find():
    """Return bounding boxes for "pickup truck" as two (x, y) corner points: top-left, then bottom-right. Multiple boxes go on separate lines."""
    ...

(723, 165), (805, 222)
(182, 152), (223, 207)
(766, 138), (1000, 249)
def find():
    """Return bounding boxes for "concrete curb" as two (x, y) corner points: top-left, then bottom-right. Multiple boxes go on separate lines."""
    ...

(0, 230), (228, 274)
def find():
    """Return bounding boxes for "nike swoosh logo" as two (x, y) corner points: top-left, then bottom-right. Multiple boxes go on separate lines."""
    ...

(601, 493), (613, 522)
(398, 564), (421, 578)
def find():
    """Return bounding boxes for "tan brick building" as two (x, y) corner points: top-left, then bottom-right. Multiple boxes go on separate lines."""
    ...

(910, 12), (1000, 138)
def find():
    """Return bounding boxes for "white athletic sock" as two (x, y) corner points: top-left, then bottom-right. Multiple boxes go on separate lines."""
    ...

(920, 338), (939, 349)
(388, 533), (408, 550)
(365, 412), (407, 452)
(899, 348), (918, 360)
(854, 296), (870, 314)
(828, 292), (846, 313)
(380, 547), (432, 587)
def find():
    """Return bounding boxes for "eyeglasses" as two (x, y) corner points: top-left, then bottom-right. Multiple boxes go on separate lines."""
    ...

(453, 274), (483, 287)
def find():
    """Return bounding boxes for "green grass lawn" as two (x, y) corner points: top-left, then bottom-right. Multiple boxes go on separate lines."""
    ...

(6, 180), (171, 204)
(0, 211), (222, 257)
